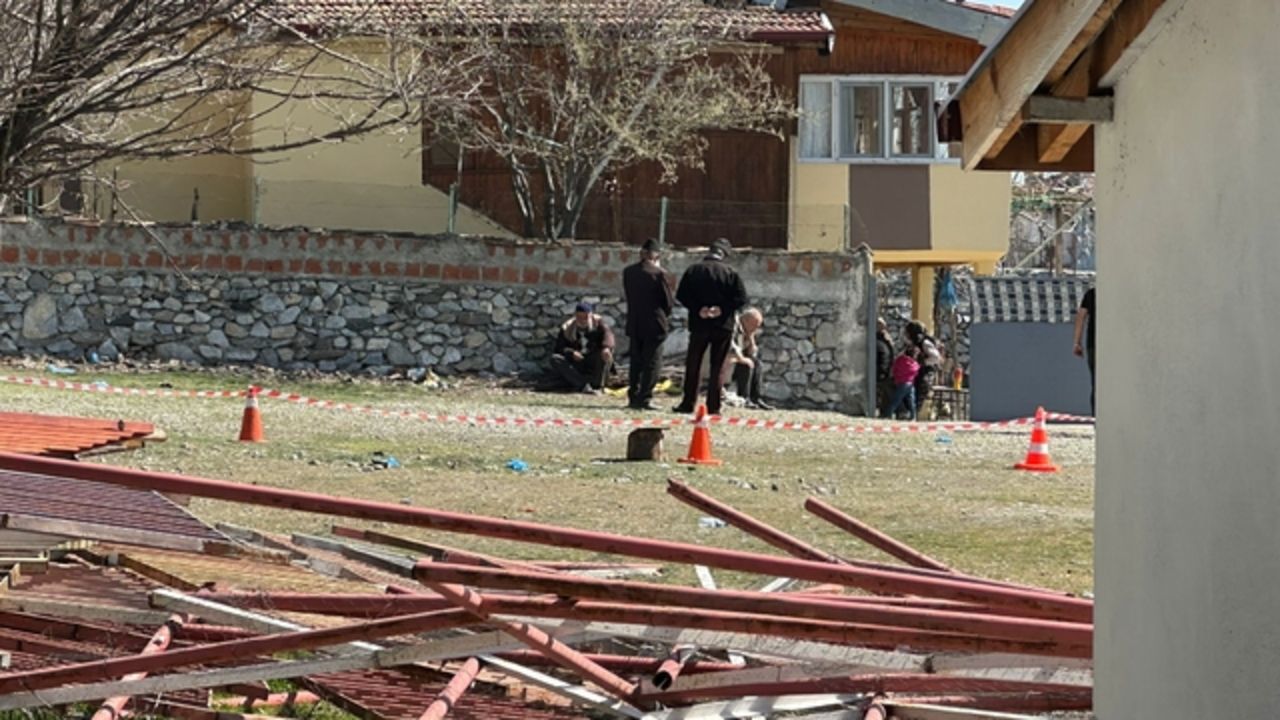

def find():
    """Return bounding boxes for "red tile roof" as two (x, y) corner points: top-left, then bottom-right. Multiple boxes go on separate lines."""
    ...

(0, 411), (157, 458)
(269, 0), (832, 43)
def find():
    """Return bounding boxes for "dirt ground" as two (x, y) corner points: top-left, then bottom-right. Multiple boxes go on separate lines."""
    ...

(0, 364), (1095, 595)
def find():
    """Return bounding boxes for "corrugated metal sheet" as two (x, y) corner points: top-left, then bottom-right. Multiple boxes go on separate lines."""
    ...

(0, 469), (226, 544)
(0, 411), (157, 457)
(307, 668), (590, 720)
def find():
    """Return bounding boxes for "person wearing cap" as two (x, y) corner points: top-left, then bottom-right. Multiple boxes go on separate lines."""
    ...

(674, 237), (749, 415)
(622, 237), (674, 411)
(550, 302), (616, 394)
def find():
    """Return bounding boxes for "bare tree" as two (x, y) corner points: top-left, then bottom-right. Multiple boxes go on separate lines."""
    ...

(424, 0), (795, 241)
(0, 0), (478, 215)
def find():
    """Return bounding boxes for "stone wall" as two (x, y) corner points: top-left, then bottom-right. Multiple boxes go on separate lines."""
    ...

(0, 218), (873, 411)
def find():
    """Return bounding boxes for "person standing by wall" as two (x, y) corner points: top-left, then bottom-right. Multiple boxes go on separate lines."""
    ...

(622, 238), (674, 411)
(674, 237), (748, 416)
(1073, 286), (1096, 414)
(885, 345), (920, 421)
(875, 317), (895, 416)
(903, 320), (942, 419)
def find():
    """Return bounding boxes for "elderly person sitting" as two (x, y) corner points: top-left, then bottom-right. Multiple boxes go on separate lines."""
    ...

(723, 307), (772, 410)
(550, 302), (615, 394)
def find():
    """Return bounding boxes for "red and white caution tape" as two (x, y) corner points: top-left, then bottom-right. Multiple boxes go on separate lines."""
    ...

(0, 374), (1093, 434)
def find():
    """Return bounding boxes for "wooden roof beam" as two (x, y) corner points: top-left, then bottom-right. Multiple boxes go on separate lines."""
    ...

(957, 0), (1108, 169)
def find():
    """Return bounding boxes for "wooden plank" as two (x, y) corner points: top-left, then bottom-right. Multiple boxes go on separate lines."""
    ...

(290, 533), (417, 578)
(976, 126), (1096, 172)
(0, 513), (215, 554)
(957, 0), (1107, 168)
(886, 703), (1042, 720)
(0, 595), (171, 625)
(1022, 96), (1114, 124)
(498, 617), (929, 672)
(1096, 0), (1186, 88)
(638, 693), (860, 720)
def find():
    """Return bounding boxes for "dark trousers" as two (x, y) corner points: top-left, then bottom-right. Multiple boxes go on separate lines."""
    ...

(627, 334), (666, 407)
(550, 350), (611, 390)
(1086, 345), (1096, 415)
(887, 383), (917, 421)
(680, 327), (732, 414)
(733, 356), (763, 402)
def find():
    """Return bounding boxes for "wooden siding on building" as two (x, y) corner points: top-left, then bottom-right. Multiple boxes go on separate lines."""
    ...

(423, 4), (988, 247)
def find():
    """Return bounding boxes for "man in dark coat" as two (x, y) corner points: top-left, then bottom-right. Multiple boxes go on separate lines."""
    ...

(674, 237), (748, 415)
(550, 302), (615, 393)
(622, 238), (674, 411)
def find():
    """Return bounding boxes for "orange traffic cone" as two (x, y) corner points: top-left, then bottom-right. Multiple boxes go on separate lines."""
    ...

(678, 405), (722, 466)
(238, 386), (265, 443)
(1015, 406), (1058, 472)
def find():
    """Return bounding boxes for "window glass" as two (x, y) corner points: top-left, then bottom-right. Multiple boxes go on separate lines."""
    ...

(891, 84), (932, 156)
(799, 81), (832, 159)
(839, 83), (883, 158)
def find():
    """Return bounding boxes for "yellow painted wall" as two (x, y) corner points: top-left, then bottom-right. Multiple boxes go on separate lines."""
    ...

(788, 152), (849, 252)
(247, 45), (508, 237)
(927, 163), (1011, 255)
(112, 154), (252, 223)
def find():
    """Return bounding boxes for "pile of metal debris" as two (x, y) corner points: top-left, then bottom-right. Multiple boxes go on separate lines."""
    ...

(0, 420), (1091, 720)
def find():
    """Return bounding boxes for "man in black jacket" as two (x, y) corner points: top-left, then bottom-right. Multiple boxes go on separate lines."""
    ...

(622, 238), (674, 411)
(550, 302), (615, 393)
(674, 237), (748, 415)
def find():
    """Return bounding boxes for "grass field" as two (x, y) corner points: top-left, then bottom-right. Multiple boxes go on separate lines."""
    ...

(0, 364), (1095, 594)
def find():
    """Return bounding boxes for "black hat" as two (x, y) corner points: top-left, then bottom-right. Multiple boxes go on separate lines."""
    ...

(575, 302), (593, 313)
(710, 237), (732, 256)
(641, 237), (663, 253)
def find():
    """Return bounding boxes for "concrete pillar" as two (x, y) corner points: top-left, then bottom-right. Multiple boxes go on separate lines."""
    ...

(910, 265), (934, 324)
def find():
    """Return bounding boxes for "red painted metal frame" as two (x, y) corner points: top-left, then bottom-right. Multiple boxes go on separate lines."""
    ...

(651, 646), (694, 690)
(804, 498), (954, 573)
(666, 480), (840, 563)
(410, 563), (1092, 651)
(884, 692), (1094, 713)
(0, 608), (471, 694)
(0, 453), (1092, 621)
(419, 657), (481, 720)
(471, 596), (1091, 658)
(90, 613), (187, 720)
(862, 699), (888, 720)
(423, 581), (641, 702)
(637, 673), (1089, 705)
(495, 650), (740, 676)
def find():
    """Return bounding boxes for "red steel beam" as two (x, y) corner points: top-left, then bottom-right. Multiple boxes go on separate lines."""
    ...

(424, 581), (640, 702)
(637, 673), (1089, 706)
(193, 591), (456, 616)
(419, 657), (481, 720)
(862, 699), (888, 720)
(667, 480), (841, 563)
(0, 452), (1092, 621)
(495, 650), (740, 676)
(0, 608), (471, 695)
(215, 691), (321, 709)
(652, 646), (694, 690)
(473, 595), (1091, 658)
(412, 563), (1093, 650)
(805, 497), (954, 573)
(90, 613), (187, 720)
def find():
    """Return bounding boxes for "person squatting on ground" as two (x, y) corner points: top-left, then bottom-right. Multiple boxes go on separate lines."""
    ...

(1073, 286), (1096, 414)
(622, 238), (674, 411)
(874, 317), (895, 416)
(550, 302), (615, 394)
(885, 345), (920, 421)
(722, 307), (772, 410)
(674, 237), (748, 416)
(903, 320), (942, 418)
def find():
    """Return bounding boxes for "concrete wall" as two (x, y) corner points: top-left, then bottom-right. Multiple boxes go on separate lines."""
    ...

(1094, 1), (1278, 716)
(0, 218), (872, 412)
(968, 323), (1090, 422)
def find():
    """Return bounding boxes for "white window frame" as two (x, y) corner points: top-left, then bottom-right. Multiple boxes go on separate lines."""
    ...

(798, 75), (961, 165)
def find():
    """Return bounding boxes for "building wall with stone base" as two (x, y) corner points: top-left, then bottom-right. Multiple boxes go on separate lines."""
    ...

(0, 219), (872, 412)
